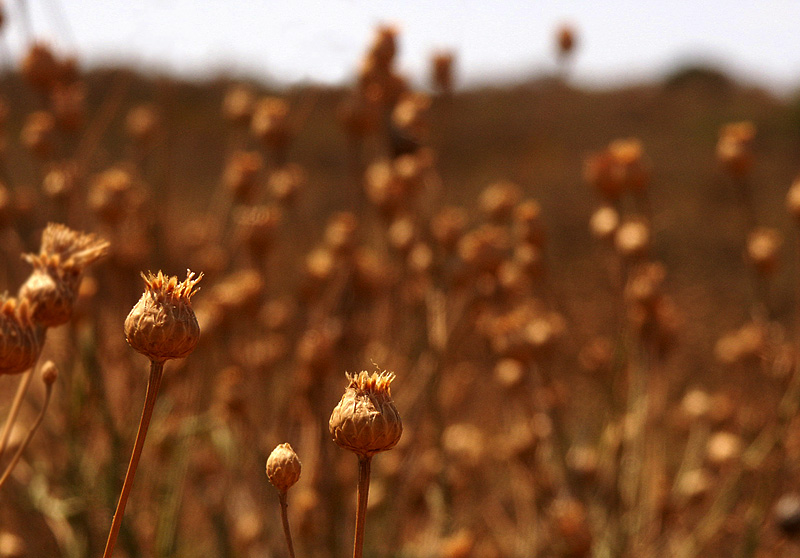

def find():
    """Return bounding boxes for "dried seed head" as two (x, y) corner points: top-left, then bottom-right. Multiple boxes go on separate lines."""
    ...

(89, 167), (134, 224)
(51, 82), (86, 131)
(746, 227), (781, 275)
(324, 212), (358, 255)
(268, 163), (306, 205)
(609, 138), (650, 193)
(124, 270), (202, 362)
(431, 206), (468, 251)
(584, 150), (622, 201)
(431, 51), (455, 95)
(775, 493), (800, 538)
(717, 121), (755, 178)
(676, 468), (712, 502)
(42, 163), (77, 200)
(329, 370), (402, 458)
(338, 91), (380, 139)
(787, 177), (800, 222)
(589, 205), (620, 241)
(21, 43), (59, 91)
(555, 23), (577, 58)
(615, 218), (650, 259)
(251, 97), (291, 153)
(223, 151), (263, 202)
(266, 443), (302, 493)
(21, 111), (55, 158)
(234, 204), (282, 256)
(706, 431), (742, 466)
(20, 224), (109, 328)
(0, 295), (42, 376)
(0, 531), (26, 558)
(0, 184), (11, 229)
(126, 104), (160, 145)
(223, 84), (255, 126)
(392, 93), (430, 140)
(480, 181), (521, 222)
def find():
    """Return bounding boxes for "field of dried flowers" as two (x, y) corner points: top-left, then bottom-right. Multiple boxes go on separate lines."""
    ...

(2, 19), (800, 558)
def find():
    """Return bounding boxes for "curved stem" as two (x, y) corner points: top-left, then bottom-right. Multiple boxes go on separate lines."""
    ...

(353, 455), (372, 558)
(102, 360), (164, 558)
(278, 491), (296, 558)
(0, 368), (34, 462)
(0, 380), (53, 489)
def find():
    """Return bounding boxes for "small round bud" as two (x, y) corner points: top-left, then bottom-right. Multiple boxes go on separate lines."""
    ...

(266, 443), (302, 493)
(329, 370), (402, 458)
(41, 360), (58, 385)
(775, 493), (800, 538)
(125, 270), (202, 362)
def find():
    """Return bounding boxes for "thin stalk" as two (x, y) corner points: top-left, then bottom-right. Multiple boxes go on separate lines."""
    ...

(0, 380), (52, 489)
(102, 360), (164, 558)
(278, 491), (296, 558)
(353, 455), (372, 558)
(0, 368), (35, 461)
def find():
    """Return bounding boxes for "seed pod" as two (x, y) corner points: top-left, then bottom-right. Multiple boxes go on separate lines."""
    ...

(126, 104), (160, 145)
(786, 177), (800, 222)
(223, 84), (255, 126)
(0, 531), (26, 558)
(251, 97), (291, 154)
(775, 493), (800, 538)
(589, 205), (620, 241)
(21, 111), (56, 158)
(223, 151), (262, 203)
(266, 443), (302, 493)
(555, 24), (577, 59)
(746, 227), (781, 275)
(20, 224), (109, 328)
(89, 167), (134, 224)
(329, 370), (402, 458)
(717, 122), (755, 178)
(51, 82), (86, 132)
(431, 51), (455, 95)
(0, 296), (42, 376)
(125, 270), (202, 362)
(21, 43), (59, 91)
(615, 218), (650, 260)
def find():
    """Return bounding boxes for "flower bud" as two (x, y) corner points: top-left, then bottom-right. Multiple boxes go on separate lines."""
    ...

(41, 359), (58, 385)
(125, 270), (202, 362)
(329, 371), (402, 458)
(266, 443), (302, 493)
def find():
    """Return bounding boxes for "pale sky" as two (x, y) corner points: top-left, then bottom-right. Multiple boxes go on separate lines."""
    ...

(4, 0), (800, 93)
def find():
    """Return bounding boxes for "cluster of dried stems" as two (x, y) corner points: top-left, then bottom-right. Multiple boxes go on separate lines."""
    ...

(2, 11), (800, 558)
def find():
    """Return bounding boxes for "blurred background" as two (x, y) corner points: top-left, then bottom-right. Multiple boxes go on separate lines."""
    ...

(1, 2), (800, 558)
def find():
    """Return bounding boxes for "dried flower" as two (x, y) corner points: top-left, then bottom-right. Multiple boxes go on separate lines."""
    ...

(20, 224), (109, 328)
(124, 270), (202, 362)
(717, 122), (755, 178)
(266, 443), (302, 493)
(329, 370), (402, 458)
(431, 51), (455, 95)
(21, 111), (55, 158)
(0, 295), (42, 376)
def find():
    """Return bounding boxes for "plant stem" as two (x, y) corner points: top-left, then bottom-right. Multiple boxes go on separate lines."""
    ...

(0, 368), (34, 462)
(102, 360), (164, 558)
(278, 491), (296, 558)
(353, 455), (372, 558)
(0, 380), (52, 489)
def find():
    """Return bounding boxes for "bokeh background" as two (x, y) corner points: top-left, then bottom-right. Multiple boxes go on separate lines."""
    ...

(1, 2), (800, 558)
